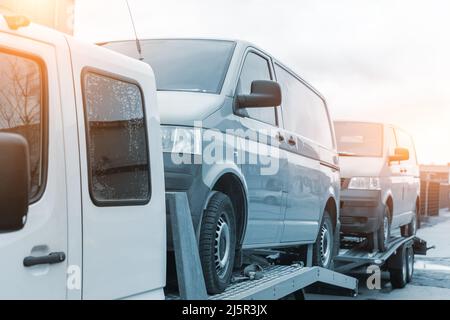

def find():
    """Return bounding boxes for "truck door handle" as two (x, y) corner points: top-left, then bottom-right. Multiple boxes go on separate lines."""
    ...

(23, 252), (66, 268)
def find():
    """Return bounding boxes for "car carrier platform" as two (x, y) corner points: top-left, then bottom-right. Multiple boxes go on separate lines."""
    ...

(166, 192), (358, 300)
(166, 192), (429, 299)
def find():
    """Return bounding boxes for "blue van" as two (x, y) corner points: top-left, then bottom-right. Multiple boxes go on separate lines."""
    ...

(105, 39), (340, 294)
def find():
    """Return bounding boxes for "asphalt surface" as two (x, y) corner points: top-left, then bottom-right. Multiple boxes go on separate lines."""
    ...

(308, 209), (450, 300)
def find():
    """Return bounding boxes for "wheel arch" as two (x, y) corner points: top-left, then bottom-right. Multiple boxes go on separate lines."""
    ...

(324, 196), (338, 230)
(212, 173), (248, 249)
(385, 196), (394, 222)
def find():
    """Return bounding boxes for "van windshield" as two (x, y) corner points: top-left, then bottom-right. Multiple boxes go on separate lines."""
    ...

(103, 39), (236, 94)
(334, 122), (383, 157)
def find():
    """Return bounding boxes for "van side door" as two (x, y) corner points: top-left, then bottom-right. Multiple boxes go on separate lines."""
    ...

(395, 128), (420, 221)
(274, 63), (323, 243)
(0, 32), (68, 299)
(235, 49), (288, 246)
(67, 39), (166, 300)
(385, 126), (404, 226)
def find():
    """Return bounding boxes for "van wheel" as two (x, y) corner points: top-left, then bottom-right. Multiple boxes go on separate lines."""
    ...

(199, 192), (236, 294)
(313, 212), (334, 269)
(369, 206), (391, 252)
(401, 210), (417, 237)
(406, 246), (415, 283)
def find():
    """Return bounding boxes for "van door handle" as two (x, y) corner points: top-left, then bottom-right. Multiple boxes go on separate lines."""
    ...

(23, 252), (66, 268)
(288, 137), (297, 146)
(276, 133), (285, 143)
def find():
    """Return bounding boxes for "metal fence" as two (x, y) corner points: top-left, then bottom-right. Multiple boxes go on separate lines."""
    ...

(420, 181), (441, 216)
(440, 184), (449, 210)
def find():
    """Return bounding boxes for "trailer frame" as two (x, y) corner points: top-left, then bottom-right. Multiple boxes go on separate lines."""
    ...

(166, 192), (358, 300)
(166, 192), (428, 300)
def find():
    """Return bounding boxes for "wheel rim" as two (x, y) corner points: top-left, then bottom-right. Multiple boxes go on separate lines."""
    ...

(383, 216), (390, 248)
(408, 248), (414, 279)
(402, 256), (408, 283)
(320, 223), (332, 267)
(411, 213), (417, 235)
(214, 213), (231, 279)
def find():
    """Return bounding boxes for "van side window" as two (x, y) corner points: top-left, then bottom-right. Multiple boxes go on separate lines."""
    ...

(275, 64), (333, 148)
(387, 127), (397, 155)
(237, 52), (277, 126)
(0, 51), (45, 201)
(83, 72), (151, 205)
(395, 129), (417, 164)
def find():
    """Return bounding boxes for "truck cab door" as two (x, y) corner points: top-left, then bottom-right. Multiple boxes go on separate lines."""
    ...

(0, 32), (68, 299)
(67, 39), (166, 300)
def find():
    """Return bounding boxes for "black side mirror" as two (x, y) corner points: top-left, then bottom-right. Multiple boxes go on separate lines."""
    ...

(389, 147), (410, 163)
(237, 80), (282, 109)
(0, 133), (30, 232)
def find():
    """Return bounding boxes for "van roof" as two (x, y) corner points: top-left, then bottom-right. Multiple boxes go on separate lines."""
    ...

(334, 120), (385, 126)
(334, 120), (413, 135)
(0, 14), (152, 77)
(101, 37), (326, 101)
(0, 14), (67, 44)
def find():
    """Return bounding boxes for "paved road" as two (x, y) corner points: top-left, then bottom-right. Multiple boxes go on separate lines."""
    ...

(308, 209), (450, 300)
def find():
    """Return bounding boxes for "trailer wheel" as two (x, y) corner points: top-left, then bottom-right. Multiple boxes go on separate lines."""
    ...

(389, 246), (408, 289)
(313, 212), (334, 269)
(199, 192), (237, 294)
(406, 246), (415, 283)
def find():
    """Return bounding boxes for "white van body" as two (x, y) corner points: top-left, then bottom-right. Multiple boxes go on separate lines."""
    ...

(0, 16), (166, 300)
(334, 121), (420, 250)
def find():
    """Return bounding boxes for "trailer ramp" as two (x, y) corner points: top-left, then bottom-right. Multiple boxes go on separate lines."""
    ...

(210, 265), (357, 300)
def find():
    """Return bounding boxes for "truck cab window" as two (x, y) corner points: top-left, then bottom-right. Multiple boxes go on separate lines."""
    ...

(83, 72), (151, 205)
(0, 51), (44, 200)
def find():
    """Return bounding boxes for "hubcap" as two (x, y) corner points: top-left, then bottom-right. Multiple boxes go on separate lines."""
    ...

(320, 224), (332, 267)
(411, 214), (417, 235)
(214, 214), (231, 279)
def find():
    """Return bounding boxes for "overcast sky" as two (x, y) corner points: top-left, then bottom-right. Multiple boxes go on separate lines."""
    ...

(75, 0), (450, 165)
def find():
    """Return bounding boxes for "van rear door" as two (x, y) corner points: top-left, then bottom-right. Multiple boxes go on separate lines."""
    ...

(67, 39), (166, 300)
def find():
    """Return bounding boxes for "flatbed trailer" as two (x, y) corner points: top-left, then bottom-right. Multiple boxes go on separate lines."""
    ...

(166, 192), (358, 300)
(334, 234), (429, 289)
(166, 192), (429, 300)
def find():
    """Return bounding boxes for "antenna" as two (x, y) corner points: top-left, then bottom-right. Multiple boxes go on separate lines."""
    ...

(125, 0), (144, 61)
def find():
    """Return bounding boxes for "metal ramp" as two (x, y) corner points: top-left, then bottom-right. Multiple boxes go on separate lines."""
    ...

(210, 265), (357, 300)
(167, 192), (358, 300)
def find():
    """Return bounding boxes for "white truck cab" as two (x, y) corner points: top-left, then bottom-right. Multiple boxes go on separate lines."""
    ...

(0, 16), (166, 300)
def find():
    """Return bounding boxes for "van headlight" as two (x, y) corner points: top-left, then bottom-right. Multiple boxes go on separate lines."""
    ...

(161, 126), (202, 155)
(348, 177), (381, 190)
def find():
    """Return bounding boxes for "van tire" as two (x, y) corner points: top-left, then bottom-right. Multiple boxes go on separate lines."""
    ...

(313, 212), (334, 269)
(369, 206), (391, 252)
(199, 192), (237, 294)
(401, 211), (417, 237)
